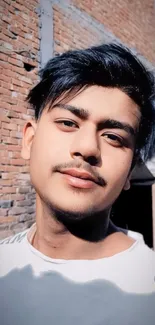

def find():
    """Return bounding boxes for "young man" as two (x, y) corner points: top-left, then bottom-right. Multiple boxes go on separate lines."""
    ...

(0, 43), (155, 325)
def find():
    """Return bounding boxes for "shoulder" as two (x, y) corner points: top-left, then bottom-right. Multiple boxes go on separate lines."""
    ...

(133, 241), (155, 261)
(127, 229), (144, 242)
(127, 229), (155, 260)
(0, 229), (28, 246)
(0, 229), (31, 277)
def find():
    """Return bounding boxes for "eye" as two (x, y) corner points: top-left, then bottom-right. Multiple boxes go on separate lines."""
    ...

(55, 119), (78, 130)
(102, 133), (124, 147)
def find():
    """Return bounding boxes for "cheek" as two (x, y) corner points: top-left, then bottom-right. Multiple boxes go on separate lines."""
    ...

(30, 128), (72, 168)
(102, 151), (133, 182)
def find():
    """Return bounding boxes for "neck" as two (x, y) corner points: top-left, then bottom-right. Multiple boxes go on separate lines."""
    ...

(32, 195), (122, 260)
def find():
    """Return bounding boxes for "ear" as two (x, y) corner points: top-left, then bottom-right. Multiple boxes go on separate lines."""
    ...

(123, 177), (131, 191)
(21, 120), (37, 160)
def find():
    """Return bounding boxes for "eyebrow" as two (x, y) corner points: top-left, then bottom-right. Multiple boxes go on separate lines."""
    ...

(54, 103), (137, 137)
(98, 119), (136, 136)
(54, 103), (89, 119)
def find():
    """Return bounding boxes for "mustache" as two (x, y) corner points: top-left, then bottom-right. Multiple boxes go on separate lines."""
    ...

(53, 162), (106, 187)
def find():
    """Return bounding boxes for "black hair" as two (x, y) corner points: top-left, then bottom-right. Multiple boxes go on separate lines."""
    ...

(27, 43), (155, 162)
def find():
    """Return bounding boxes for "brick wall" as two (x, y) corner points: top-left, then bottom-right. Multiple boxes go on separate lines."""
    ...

(0, 0), (155, 239)
(0, 0), (39, 238)
(52, 0), (155, 66)
(72, 0), (155, 65)
(53, 1), (118, 55)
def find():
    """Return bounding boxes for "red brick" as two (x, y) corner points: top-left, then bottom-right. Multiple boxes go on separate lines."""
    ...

(0, 75), (10, 83)
(2, 122), (17, 131)
(9, 150), (21, 158)
(12, 2), (24, 12)
(1, 81), (12, 90)
(0, 209), (8, 217)
(10, 194), (25, 201)
(10, 131), (22, 139)
(0, 87), (11, 96)
(10, 159), (25, 166)
(0, 179), (13, 186)
(2, 172), (17, 180)
(11, 118), (25, 126)
(17, 173), (30, 180)
(19, 166), (30, 173)
(0, 60), (12, 70)
(1, 129), (10, 136)
(8, 57), (23, 68)
(17, 186), (31, 194)
(0, 53), (8, 61)
(5, 145), (22, 152)
(2, 137), (18, 145)
(0, 33), (10, 43)
(2, 96), (18, 105)
(0, 101), (11, 110)
(0, 165), (20, 172)
(8, 207), (27, 215)
(4, 69), (17, 78)
(11, 105), (27, 114)
(20, 76), (33, 85)
(11, 65), (24, 75)
(1, 15), (11, 24)
(27, 109), (34, 116)
(1, 158), (11, 165)
(0, 150), (9, 158)
(7, 111), (19, 119)
(0, 114), (11, 123)
(1, 187), (16, 194)
(16, 199), (32, 207)
(72, 0), (155, 64)
(0, 216), (17, 224)
(12, 78), (23, 87)
(8, 4), (16, 14)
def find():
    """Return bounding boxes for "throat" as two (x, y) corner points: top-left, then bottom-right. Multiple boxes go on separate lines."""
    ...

(30, 213), (122, 260)
(32, 198), (127, 260)
(31, 223), (135, 260)
(50, 205), (112, 242)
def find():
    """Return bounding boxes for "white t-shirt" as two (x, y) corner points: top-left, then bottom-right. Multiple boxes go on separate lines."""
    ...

(0, 224), (155, 325)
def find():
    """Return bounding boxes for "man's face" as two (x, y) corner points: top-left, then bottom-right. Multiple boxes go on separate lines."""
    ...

(22, 86), (140, 216)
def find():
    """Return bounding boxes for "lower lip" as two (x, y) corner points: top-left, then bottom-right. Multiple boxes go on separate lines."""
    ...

(62, 173), (96, 189)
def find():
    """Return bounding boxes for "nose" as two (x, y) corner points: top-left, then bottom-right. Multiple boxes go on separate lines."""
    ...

(70, 125), (101, 165)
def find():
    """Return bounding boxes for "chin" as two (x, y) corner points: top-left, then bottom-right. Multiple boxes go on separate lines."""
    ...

(46, 200), (111, 242)
(46, 194), (108, 222)
(52, 202), (95, 218)
(39, 184), (111, 217)
(44, 195), (95, 220)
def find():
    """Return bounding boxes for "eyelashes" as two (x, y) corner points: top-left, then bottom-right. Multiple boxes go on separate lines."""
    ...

(55, 119), (78, 129)
(55, 119), (128, 147)
(102, 133), (125, 147)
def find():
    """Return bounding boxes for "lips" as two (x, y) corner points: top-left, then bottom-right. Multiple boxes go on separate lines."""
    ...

(61, 169), (98, 184)
(58, 168), (100, 189)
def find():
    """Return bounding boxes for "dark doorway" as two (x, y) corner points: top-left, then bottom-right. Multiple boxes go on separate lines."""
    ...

(112, 185), (153, 248)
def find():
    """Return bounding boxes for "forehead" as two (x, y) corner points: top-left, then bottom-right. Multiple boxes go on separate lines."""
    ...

(64, 86), (140, 126)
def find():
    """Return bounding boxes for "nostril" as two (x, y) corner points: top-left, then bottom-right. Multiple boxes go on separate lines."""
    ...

(73, 152), (83, 157)
(85, 156), (99, 166)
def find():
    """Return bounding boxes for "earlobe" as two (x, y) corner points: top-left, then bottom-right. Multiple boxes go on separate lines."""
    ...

(21, 120), (37, 160)
(123, 178), (131, 191)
